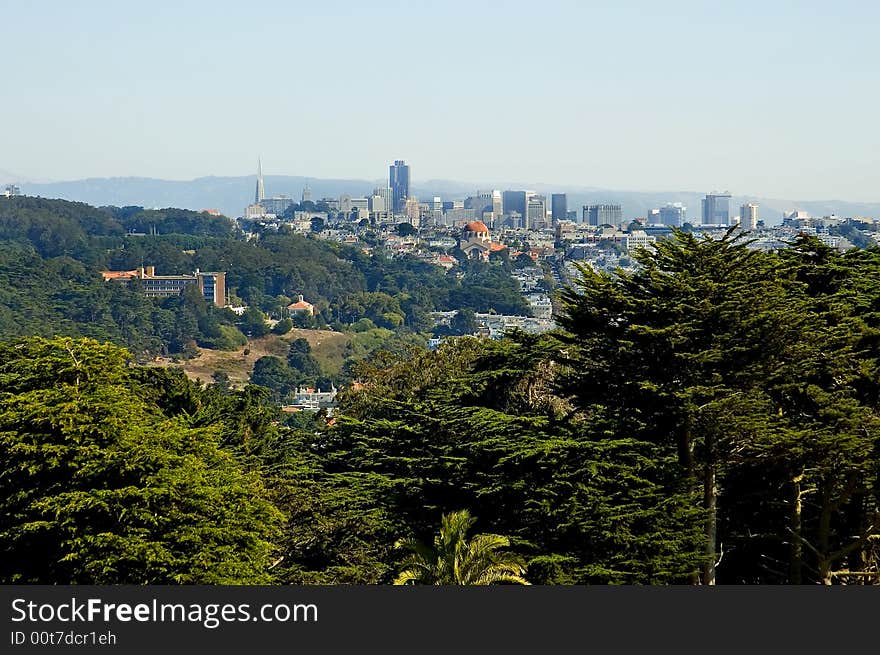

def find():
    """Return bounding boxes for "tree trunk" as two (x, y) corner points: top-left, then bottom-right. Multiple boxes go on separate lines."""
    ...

(680, 413), (701, 585)
(678, 412), (695, 478)
(789, 470), (804, 584)
(817, 479), (833, 585)
(702, 443), (717, 586)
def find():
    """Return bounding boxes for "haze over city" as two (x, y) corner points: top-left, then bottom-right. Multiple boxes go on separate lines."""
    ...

(2, 0), (878, 202)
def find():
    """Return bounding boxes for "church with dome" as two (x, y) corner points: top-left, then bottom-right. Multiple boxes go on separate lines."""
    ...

(458, 221), (507, 261)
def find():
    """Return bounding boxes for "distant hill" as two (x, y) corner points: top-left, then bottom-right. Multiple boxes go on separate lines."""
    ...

(14, 175), (880, 225)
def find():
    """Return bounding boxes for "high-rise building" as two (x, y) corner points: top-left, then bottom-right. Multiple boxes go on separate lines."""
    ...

(373, 187), (393, 213)
(465, 190), (502, 222)
(526, 195), (547, 230)
(583, 204), (623, 226)
(404, 196), (421, 224)
(301, 184), (312, 203)
(369, 194), (386, 212)
(255, 159), (265, 203)
(701, 192), (731, 225)
(389, 160), (410, 212)
(551, 194), (568, 222)
(262, 195), (295, 216)
(739, 203), (759, 230)
(3, 184), (21, 198)
(659, 203), (687, 227)
(502, 190), (527, 219)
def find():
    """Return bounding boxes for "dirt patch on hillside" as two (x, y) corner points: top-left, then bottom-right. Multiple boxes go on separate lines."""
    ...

(145, 328), (348, 388)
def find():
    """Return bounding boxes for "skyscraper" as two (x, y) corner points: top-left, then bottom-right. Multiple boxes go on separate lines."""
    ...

(659, 202), (687, 227)
(465, 190), (502, 223)
(551, 194), (568, 222)
(389, 160), (410, 213)
(739, 203), (759, 230)
(583, 204), (623, 227)
(701, 192), (731, 225)
(526, 195), (547, 230)
(255, 158), (265, 204)
(502, 191), (527, 220)
(373, 187), (393, 214)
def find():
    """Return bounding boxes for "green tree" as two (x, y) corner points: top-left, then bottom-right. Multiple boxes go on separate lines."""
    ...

(287, 338), (321, 383)
(328, 335), (701, 585)
(396, 222), (416, 237)
(272, 317), (294, 335)
(449, 308), (478, 336)
(0, 337), (282, 584)
(250, 356), (294, 401)
(557, 228), (807, 584)
(239, 306), (269, 338)
(393, 510), (529, 585)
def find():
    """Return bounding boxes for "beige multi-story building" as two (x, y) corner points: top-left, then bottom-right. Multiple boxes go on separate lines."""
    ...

(739, 203), (759, 230)
(101, 266), (227, 307)
(404, 196), (421, 225)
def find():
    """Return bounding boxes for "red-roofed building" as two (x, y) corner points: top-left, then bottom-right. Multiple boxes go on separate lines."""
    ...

(459, 221), (507, 261)
(436, 254), (458, 270)
(287, 295), (315, 316)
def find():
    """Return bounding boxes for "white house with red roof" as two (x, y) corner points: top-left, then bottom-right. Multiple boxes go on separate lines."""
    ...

(287, 295), (315, 316)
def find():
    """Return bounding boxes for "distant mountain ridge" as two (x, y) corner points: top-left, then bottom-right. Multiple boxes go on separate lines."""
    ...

(12, 175), (880, 225)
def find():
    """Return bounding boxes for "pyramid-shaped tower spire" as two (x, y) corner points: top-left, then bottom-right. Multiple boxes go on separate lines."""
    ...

(255, 158), (265, 203)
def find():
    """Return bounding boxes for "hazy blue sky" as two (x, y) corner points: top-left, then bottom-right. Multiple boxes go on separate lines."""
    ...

(2, 0), (877, 200)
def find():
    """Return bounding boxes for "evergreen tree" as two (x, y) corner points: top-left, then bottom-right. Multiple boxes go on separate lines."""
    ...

(0, 337), (282, 584)
(557, 228), (808, 583)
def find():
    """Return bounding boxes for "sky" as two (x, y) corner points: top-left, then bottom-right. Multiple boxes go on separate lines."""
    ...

(1, 0), (878, 201)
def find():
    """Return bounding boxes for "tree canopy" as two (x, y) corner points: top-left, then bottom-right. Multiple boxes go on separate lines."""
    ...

(0, 337), (283, 584)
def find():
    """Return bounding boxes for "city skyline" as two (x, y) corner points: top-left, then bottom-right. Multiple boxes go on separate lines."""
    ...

(1, 1), (878, 201)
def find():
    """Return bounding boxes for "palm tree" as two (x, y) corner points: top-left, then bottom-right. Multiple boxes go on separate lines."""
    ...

(393, 510), (530, 585)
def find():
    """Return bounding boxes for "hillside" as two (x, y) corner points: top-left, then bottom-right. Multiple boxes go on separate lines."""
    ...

(145, 329), (349, 388)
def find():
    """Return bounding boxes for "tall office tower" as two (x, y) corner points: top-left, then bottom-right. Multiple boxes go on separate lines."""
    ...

(701, 192), (732, 225)
(740, 203), (759, 230)
(646, 208), (661, 224)
(526, 195), (547, 229)
(502, 190), (527, 219)
(301, 184), (312, 203)
(584, 204), (623, 226)
(551, 193), (568, 222)
(464, 193), (488, 213)
(373, 187), (393, 213)
(389, 160), (410, 212)
(659, 202), (687, 227)
(430, 197), (443, 225)
(464, 190), (502, 221)
(404, 196), (421, 223)
(369, 194), (386, 212)
(491, 190), (502, 218)
(255, 158), (265, 204)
